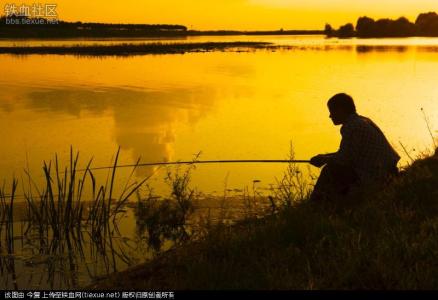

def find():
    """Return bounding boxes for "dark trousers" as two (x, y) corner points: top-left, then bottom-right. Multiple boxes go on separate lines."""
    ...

(310, 163), (358, 203)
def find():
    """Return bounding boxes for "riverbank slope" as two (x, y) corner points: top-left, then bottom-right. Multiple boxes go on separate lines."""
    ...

(89, 149), (438, 289)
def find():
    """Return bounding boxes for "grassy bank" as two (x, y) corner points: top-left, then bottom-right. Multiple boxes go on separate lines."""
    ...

(88, 149), (438, 289)
(0, 42), (271, 56)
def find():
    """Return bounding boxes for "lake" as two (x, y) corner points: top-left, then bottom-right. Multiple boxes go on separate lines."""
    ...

(1, 35), (437, 194)
(0, 35), (437, 289)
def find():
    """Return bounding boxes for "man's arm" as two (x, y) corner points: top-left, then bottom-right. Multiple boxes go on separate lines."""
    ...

(329, 123), (364, 167)
(310, 153), (336, 168)
(310, 123), (361, 168)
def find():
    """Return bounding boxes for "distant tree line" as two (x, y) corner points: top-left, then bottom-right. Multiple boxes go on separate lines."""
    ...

(0, 15), (326, 38)
(0, 16), (188, 38)
(325, 12), (438, 38)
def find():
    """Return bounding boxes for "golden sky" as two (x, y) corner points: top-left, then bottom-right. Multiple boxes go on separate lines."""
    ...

(1, 0), (438, 30)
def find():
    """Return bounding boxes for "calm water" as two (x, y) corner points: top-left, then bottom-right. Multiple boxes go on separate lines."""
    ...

(0, 35), (437, 194)
(1, 35), (438, 288)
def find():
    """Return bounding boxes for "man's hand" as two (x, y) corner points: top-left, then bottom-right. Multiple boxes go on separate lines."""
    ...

(310, 154), (329, 168)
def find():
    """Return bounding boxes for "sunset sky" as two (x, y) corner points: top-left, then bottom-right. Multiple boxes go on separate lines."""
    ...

(1, 0), (438, 30)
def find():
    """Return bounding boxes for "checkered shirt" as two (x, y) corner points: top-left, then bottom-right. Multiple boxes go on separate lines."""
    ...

(332, 113), (400, 182)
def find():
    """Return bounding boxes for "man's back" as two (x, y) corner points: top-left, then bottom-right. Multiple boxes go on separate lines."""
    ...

(334, 113), (400, 182)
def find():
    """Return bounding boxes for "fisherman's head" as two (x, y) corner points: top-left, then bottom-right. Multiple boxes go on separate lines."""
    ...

(327, 93), (356, 125)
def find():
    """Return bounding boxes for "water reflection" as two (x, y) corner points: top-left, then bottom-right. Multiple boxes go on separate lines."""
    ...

(3, 35), (438, 48)
(0, 215), (154, 289)
(24, 86), (216, 176)
(356, 45), (408, 53)
(1, 42), (437, 194)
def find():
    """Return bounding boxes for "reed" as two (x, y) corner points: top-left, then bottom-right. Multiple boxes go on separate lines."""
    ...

(134, 164), (197, 252)
(0, 179), (18, 254)
(270, 144), (314, 210)
(0, 147), (161, 288)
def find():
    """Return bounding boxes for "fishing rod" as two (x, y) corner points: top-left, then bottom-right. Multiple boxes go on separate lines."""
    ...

(31, 158), (311, 179)
(2, 159), (311, 200)
(81, 159), (311, 173)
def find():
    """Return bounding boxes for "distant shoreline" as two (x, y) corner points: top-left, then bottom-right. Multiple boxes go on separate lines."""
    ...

(0, 41), (274, 56)
(0, 16), (323, 39)
(0, 30), (325, 40)
(190, 30), (323, 36)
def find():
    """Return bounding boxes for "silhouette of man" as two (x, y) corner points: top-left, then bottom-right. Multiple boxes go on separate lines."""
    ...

(310, 93), (400, 202)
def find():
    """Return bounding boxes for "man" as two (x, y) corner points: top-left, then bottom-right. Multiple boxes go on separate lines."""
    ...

(310, 93), (400, 202)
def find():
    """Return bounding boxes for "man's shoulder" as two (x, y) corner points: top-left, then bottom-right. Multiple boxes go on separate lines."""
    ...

(350, 114), (379, 129)
(342, 114), (367, 131)
(353, 114), (371, 123)
(341, 114), (383, 139)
